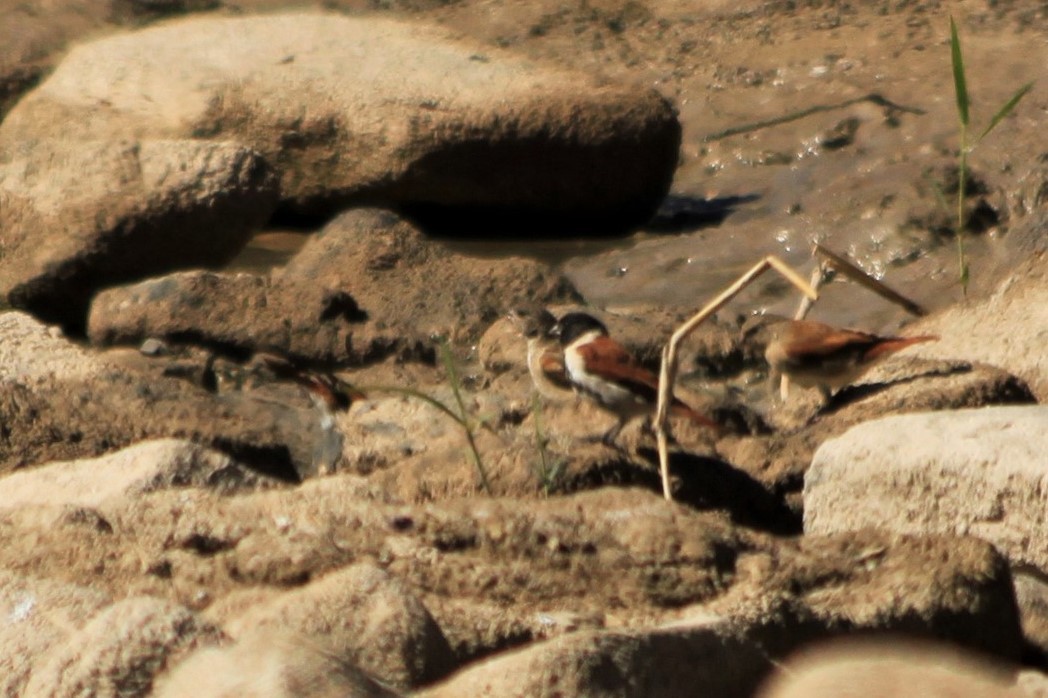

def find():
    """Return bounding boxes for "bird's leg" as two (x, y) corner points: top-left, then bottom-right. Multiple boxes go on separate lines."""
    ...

(601, 416), (628, 448)
(766, 367), (785, 403)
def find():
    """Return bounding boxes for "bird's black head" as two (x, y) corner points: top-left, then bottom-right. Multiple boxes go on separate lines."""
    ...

(553, 312), (609, 346)
(508, 306), (558, 340)
(739, 313), (790, 345)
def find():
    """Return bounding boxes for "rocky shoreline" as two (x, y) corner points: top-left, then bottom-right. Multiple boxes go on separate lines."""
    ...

(0, 2), (1045, 696)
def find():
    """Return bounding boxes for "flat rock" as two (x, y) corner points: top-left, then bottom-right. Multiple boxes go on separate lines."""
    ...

(0, 12), (680, 232)
(88, 209), (578, 361)
(756, 639), (1018, 698)
(23, 596), (225, 698)
(227, 563), (454, 689)
(805, 406), (1048, 575)
(0, 139), (277, 330)
(0, 439), (269, 509)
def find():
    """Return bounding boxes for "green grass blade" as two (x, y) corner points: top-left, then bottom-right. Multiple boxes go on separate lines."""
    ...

(977, 82), (1033, 142)
(437, 340), (492, 495)
(950, 17), (970, 127)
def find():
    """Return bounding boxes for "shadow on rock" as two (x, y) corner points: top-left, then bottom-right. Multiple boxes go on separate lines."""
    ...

(640, 448), (801, 535)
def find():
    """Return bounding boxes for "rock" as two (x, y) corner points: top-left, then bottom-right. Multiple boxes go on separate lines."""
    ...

(0, 438), (269, 509)
(419, 624), (773, 698)
(716, 359), (1034, 520)
(156, 632), (405, 698)
(0, 571), (112, 697)
(0, 485), (746, 632)
(1014, 567), (1048, 663)
(0, 139), (277, 331)
(227, 563), (454, 689)
(0, 12), (681, 232)
(422, 596), (605, 665)
(692, 530), (1025, 664)
(805, 406), (1048, 575)
(0, 479), (1025, 693)
(0, 3), (114, 120)
(0, 311), (316, 479)
(88, 209), (578, 362)
(756, 638), (1018, 698)
(0, 310), (100, 382)
(23, 596), (225, 698)
(907, 257), (1048, 400)
(1018, 670), (1048, 698)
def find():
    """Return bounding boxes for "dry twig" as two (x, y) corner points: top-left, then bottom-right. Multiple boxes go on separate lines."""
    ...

(654, 256), (818, 501)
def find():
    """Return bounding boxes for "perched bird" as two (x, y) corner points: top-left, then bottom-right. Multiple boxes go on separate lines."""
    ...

(553, 311), (718, 445)
(742, 315), (938, 402)
(507, 306), (575, 401)
(248, 352), (366, 413)
(249, 352), (367, 475)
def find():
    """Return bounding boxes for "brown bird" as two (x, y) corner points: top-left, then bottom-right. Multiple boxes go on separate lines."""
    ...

(249, 352), (366, 413)
(743, 316), (938, 402)
(507, 306), (575, 402)
(554, 312), (719, 445)
(248, 351), (367, 476)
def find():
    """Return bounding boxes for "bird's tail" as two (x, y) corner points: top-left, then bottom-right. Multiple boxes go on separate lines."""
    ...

(670, 400), (720, 431)
(864, 335), (938, 361)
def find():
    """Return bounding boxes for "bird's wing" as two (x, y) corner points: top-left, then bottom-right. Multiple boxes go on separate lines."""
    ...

(538, 350), (575, 391)
(576, 336), (660, 400)
(782, 321), (880, 358)
(577, 337), (718, 430)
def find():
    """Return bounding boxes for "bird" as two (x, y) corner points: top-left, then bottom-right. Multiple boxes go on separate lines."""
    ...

(248, 352), (367, 475)
(507, 306), (575, 401)
(247, 352), (366, 413)
(742, 315), (939, 402)
(553, 311), (718, 445)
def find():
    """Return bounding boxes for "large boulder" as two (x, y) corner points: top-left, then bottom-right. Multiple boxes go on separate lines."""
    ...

(0, 139), (277, 330)
(805, 406), (1048, 575)
(0, 12), (681, 232)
